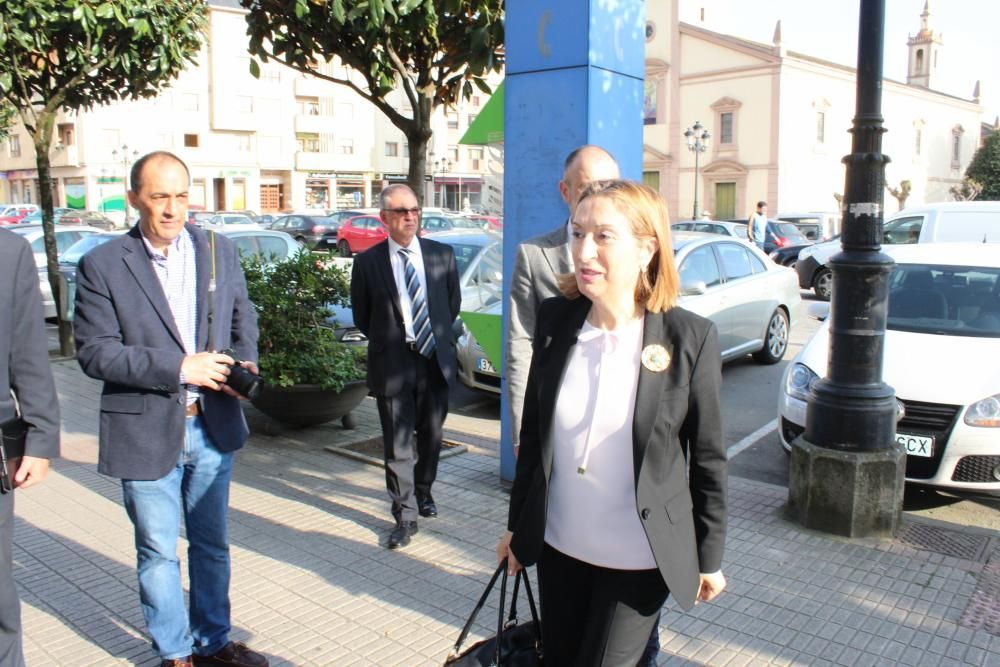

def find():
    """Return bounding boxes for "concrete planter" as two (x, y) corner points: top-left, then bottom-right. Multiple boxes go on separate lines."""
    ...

(251, 379), (369, 428)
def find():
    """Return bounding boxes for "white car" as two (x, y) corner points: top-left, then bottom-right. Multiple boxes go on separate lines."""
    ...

(10, 224), (105, 318)
(778, 243), (1000, 494)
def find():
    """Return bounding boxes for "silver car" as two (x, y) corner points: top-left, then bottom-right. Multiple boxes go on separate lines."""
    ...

(456, 232), (801, 395)
(671, 220), (749, 240)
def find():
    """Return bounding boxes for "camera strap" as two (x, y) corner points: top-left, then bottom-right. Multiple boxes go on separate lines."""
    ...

(205, 231), (217, 352)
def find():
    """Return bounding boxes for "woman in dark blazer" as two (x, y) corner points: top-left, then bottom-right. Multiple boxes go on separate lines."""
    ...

(497, 180), (727, 666)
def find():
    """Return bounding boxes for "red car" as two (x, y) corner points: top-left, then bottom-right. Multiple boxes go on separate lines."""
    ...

(336, 215), (388, 256)
(0, 204), (39, 225)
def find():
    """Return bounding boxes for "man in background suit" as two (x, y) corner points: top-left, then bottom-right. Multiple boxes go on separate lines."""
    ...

(505, 145), (620, 451)
(74, 152), (265, 667)
(0, 228), (60, 667)
(351, 184), (461, 549)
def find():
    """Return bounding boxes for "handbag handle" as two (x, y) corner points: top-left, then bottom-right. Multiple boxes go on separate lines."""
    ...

(448, 559), (541, 663)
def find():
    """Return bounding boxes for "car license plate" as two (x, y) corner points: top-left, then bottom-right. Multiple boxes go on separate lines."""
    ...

(476, 357), (496, 374)
(896, 433), (933, 458)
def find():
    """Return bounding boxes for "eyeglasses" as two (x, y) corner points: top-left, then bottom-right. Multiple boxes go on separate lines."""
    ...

(383, 207), (421, 216)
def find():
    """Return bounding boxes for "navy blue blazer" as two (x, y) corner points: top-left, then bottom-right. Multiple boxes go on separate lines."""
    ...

(507, 296), (727, 611)
(350, 237), (461, 396)
(74, 224), (258, 480)
(0, 229), (60, 459)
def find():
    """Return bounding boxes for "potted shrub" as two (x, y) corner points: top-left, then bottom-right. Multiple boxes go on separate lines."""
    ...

(241, 250), (368, 428)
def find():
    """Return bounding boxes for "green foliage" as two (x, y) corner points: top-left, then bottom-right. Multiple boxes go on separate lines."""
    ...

(0, 0), (206, 114)
(242, 250), (366, 392)
(965, 131), (1000, 200)
(0, 104), (14, 142)
(241, 0), (504, 197)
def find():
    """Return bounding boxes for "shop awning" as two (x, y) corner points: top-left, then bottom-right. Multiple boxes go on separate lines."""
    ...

(459, 81), (504, 146)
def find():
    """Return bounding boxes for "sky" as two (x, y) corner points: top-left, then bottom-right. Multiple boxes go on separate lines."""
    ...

(678, 0), (1000, 123)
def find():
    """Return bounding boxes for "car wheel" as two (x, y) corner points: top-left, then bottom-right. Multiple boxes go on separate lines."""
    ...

(295, 236), (307, 247)
(813, 267), (832, 301)
(752, 308), (789, 365)
(338, 240), (352, 257)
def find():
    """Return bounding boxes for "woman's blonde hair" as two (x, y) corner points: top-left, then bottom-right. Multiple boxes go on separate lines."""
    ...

(558, 179), (681, 312)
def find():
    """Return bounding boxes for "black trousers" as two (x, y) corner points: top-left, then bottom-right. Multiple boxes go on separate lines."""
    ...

(537, 543), (668, 667)
(0, 490), (23, 667)
(375, 349), (449, 522)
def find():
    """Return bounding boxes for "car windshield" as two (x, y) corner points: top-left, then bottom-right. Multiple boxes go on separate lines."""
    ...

(887, 263), (1000, 337)
(441, 242), (485, 277)
(883, 216), (922, 244)
(772, 222), (807, 241)
(448, 216), (482, 230)
(223, 215), (254, 225)
(60, 235), (116, 264)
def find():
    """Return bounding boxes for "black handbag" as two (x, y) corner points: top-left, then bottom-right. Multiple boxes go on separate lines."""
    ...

(444, 559), (543, 666)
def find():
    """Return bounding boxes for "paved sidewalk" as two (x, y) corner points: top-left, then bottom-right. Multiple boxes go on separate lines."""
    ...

(11, 359), (1000, 665)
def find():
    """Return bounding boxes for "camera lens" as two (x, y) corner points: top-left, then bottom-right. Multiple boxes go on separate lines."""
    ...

(227, 365), (264, 401)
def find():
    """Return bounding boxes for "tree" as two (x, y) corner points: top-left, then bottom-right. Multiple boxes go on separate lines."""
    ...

(0, 103), (14, 142)
(242, 0), (504, 203)
(0, 0), (207, 355)
(950, 177), (983, 202)
(885, 179), (911, 211)
(965, 131), (1000, 200)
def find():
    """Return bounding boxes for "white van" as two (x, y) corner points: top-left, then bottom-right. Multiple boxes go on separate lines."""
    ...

(796, 201), (1000, 300)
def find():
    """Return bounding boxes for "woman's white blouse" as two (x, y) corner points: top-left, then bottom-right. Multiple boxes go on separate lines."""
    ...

(543, 316), (657, 570)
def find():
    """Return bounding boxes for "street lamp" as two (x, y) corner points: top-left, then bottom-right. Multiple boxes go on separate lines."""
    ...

(112, 144), (139, 223)
(434, 157), (455, 209)
(683, 121), (710, 220)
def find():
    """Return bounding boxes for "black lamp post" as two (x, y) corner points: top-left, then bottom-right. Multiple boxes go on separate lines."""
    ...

(112, 144), (139, 223)
(434, 157), (454, 209)
(684, 121), (710, 220)
(786, 0), (905, 538)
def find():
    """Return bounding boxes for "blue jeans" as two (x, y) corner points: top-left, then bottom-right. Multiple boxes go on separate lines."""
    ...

(122, 416), (234, 660)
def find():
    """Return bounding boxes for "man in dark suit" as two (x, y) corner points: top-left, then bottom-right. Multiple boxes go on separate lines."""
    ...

(74, 152), (266, 667)
(0, 228), (60, 667)
(351, 184), (461, 549)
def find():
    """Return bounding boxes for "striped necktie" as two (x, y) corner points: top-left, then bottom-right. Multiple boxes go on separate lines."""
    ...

(398, 248), (436, 357)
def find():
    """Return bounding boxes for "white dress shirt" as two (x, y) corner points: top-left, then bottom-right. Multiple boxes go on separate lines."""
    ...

(544, 316), (657, 570)
(387, 236), (427, 343)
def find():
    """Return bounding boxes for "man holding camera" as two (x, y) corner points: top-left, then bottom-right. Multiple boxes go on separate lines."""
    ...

(74, 152), (264, 667)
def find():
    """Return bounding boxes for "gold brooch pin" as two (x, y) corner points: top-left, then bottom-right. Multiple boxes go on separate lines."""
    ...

(641, 344), (670, 372)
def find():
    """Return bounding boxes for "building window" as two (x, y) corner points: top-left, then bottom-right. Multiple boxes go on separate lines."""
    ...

(816, 112), (826, 143)
(297, 134), (320, 152)
(448, 145), (459, 162)
(467, 113), (477, 127)
(8, 135), (20, 157)
(447, 112), (459, 129)
(261, 70), (281, 85)
(914, 128), (922, 156)
(469, 148), (483, 170)
(180, 93), (199, 112)
(952, 125), (965, 169)
(184, 134), (199, 148)
(298, 98), (319, 115)
(643, 80), (658, 126)
(57, 123), (75, 146)
(916, 49), (924, 74)
(385, 142), (399, 157)
(235, 96), (253, 113)
(720, 112), (734, 144)
(235, 135), (252, 152)
(337, 138), (354, 155)
(403, 143), (409, 158)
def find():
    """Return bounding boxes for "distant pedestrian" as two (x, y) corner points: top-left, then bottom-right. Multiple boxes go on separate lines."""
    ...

(0, 228), (60, 667)
(750, 201), (767, 249)
(350, 184), (461, 549)
(74, 151), (266, 667)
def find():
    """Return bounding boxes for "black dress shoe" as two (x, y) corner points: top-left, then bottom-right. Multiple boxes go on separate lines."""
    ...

(388, 520), (418, 549)
(418, 500), (438, 518)
(193, 641), (268, 666)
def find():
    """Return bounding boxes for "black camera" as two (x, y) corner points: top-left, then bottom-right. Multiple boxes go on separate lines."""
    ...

(220, 348), (264, 401)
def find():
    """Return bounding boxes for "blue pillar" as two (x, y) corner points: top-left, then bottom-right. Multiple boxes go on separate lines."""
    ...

(500, 0), (646, 480)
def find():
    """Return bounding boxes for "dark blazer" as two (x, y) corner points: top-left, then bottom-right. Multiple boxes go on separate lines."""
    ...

(507, 296), (727, 611)
(0, 229), (59, 459)
(350, 237), (461, 396)
(74, 224), (258, 481)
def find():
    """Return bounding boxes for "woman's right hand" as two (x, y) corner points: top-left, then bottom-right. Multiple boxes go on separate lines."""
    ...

(496, 530), (523, 575)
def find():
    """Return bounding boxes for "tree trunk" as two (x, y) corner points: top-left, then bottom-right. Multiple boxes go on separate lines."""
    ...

(406, 132), (429, 206)
(31, 112), (74, 357)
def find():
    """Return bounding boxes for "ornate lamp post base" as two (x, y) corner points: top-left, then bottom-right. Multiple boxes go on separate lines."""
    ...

(787, 437), (905, 538)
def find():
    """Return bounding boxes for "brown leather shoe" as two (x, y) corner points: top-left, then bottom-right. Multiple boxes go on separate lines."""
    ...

(160, 658), (192, 667)
(192, 641), (268, 667)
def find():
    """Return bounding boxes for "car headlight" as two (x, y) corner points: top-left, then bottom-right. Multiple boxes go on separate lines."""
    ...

(785, 363), (818, 402)
(964, 393), (1000, 427)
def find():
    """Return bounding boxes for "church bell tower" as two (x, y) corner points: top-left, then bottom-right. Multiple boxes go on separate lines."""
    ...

(907, 1), (942, 89)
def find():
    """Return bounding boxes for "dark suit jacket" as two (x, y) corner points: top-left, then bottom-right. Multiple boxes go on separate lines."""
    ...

(507, 296), (727, 611)
(350, 237), (461, 396)
(74, 224), (258, 481)
(0, 229), (59, 459)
